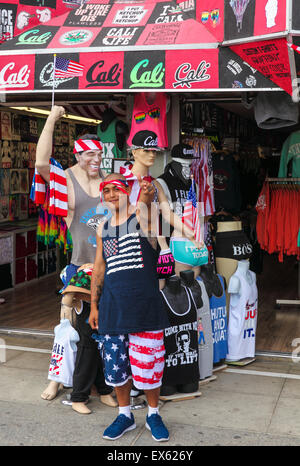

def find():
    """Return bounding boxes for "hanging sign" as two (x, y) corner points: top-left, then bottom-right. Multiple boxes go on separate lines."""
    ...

(230, 38), (292, 95)
(219, 46), (279, 89)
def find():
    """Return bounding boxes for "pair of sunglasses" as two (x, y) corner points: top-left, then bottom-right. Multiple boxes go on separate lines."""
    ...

(134, 107), (160, 123)
(201, 9), (220, 25)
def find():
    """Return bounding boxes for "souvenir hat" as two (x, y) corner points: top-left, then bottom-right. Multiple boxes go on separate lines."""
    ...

(130, 130), (162, 151)
(62, 264), (93, 296)
(171, 143), (194, 160)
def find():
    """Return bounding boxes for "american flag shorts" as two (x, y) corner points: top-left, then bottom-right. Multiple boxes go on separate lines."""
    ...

(97, 331), (165, 389)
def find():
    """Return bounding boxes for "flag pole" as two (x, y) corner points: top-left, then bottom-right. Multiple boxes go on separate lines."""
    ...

(52, 53), (57, 108)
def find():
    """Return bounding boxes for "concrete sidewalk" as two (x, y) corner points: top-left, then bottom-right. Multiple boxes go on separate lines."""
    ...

(1, 333), (300, 447)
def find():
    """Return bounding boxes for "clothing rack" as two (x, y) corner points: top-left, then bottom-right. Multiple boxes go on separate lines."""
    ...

(266, 178), (300, 308)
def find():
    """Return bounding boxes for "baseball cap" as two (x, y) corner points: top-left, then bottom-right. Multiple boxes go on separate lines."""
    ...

(171, 143), (194, 159)
(130, 130), (162, 151)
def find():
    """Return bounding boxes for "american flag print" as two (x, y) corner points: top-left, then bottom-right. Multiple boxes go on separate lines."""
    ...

(182, 179), (202, 243)
(54, 56), (84, 78)
(104, 232), (144, 275)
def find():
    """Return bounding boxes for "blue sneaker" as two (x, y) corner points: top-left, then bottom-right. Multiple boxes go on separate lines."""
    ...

(103, 413), (136, 440)
(146, 414), (169, 442)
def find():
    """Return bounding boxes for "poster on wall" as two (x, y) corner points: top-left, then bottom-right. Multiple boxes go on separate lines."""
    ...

(11, 141), (22, 168)
(0, 196), (9, 222)
(19, 169), (29, 194)
(10, 169), (21, 194)
(11, 114), (21, 140)
(0, 169), (10, 195)
(21, 142), (29, 168)
(18, 194), (28, 219)
(1, 112), (12, 140)
(9, 194), (19, 220)
(28, 143), (36, 168)
(1, 140), (12, 168)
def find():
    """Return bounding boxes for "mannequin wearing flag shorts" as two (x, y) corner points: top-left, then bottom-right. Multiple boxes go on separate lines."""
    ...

(36, 105), (116, 407)
(156, 144), (208, 278)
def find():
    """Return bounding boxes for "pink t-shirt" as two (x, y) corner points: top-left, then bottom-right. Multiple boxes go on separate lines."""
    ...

(127, 93), (168, 149)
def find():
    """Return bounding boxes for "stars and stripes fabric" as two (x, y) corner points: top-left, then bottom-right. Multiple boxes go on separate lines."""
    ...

(54, 56), (84, 78)
(73, 138), (102, 154)
(30, 169), (46, 205)
(129, 331), (165, 390)
(182, 179), (202, 243)
(99, 179), (129, 199)
(96, 331), (165, 389)
(49, 158), (68, 217)
(103, 232), (144, 276)
(119, 166), (154, 205)
(30, 158), (68, 217)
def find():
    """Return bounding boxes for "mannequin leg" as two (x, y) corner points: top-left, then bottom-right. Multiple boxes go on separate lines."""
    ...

(41, 293), (76, 401)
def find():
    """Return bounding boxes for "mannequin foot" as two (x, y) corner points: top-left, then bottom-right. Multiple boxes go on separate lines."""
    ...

(41, 381), (62, 400)
(72, 402), (92, 414)
(100, 394), (118, 407)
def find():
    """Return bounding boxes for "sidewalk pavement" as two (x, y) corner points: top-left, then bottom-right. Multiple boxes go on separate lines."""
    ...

(1, 333), (300, 447)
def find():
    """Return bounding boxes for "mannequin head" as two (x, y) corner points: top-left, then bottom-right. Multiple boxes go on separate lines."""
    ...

(74, 134), (103, 178)
(265, 0), (278, 28)
(132, 148), (158, 169)
(130, 130), (161, 174)
(170, 143), (194, 181)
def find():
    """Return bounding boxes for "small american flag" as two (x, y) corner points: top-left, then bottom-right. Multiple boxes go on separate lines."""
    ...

(54, 56), (84, 78)
(182, 179), (202, 243)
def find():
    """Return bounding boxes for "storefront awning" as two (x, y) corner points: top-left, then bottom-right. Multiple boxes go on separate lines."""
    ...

(0, 0), (283, 95)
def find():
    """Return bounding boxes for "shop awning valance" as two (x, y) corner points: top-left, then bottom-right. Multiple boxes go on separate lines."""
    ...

(0, 0), (283, 94)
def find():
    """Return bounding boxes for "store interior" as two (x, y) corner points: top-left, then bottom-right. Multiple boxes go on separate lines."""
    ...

(0, 90), (299, 357)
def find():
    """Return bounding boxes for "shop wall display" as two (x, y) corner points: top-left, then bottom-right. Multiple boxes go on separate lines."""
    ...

(0, 0), (76, 44)
(0, 109), (94, 223)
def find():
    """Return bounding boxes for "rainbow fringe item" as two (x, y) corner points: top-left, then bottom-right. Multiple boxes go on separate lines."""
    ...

(32, 161), (72, 254)
(36, 188), (72, 254)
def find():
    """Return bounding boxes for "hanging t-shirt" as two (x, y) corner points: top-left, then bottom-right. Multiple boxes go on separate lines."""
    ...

(278, 130), (300, 178)
(127, 93), (168, 149)
(160, 285), (199, 386)
(226, 269), (258, 361)
(212, 152), (241, 214)
(48, 319), (79, 387)
(207, 275), (228, 364)
(194, 279), (214, 379)
(97, 119), (126, 174)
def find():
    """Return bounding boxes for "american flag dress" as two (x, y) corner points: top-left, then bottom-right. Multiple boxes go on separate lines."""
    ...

(98, 214), (169, 335)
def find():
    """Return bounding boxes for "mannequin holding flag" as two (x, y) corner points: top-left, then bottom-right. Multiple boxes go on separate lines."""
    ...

(35, 104), (116, 410)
